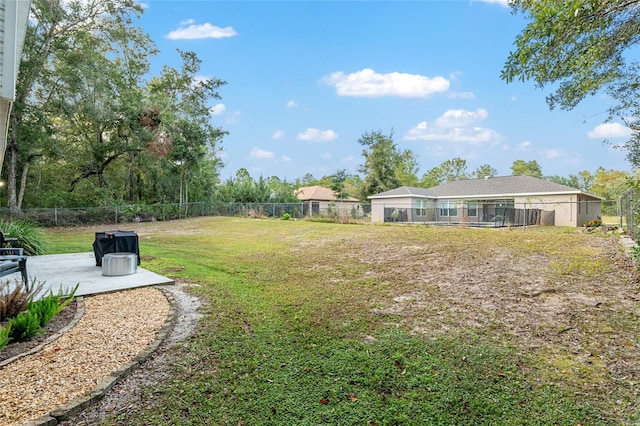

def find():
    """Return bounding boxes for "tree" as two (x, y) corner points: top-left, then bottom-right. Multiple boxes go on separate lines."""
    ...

(502, 1), (640, 165)
(329, 169), (350, 200)
(394, 150), (420, 187)
(439, 158), (468, 182)
(9, 0), (153, 213)
(358, 130), (404, 200)
(546, 175), (581, 189)
(511, 160), (542, 178)
(590, 167), (630, 200)
(147, 50), (227, 206)
(473, 164), (497, 179)
(420, 157), (468, 187)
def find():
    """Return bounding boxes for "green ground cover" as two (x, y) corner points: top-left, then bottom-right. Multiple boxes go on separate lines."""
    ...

(47, 218), (639, 425)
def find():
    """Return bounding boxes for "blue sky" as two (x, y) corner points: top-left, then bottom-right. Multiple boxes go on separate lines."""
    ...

(138, 0), (631, 182)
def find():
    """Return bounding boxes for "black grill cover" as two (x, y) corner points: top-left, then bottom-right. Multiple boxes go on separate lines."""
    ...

(93, 230), (140, 266)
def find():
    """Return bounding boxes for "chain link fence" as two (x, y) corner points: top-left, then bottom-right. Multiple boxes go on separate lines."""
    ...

(0, 201), (371, 227)
(376, 200), (620, 229)
(0, 199), (627, 231)
(620, 189), (637, 239)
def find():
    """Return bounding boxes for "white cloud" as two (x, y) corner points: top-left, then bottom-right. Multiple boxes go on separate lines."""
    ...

(297, 128), (338, 142)
(435, 108), (488, 128)
(587, 122), (632, 139)
(543, 148), (562, 159)
(209, 103), (226, 116)
(280, 156), (292, 162)
(541, 148), (582, 165)
(272, 130), (286, 140)
(473, 0), (509, 7)
(404, 108), (500, 144)
(286, 100), (298, 109)
(518, 141), (533, 150)
(448, 91), (476, 99)
(321, 152), (332, 159)
(320, 68), (449, 98)
(250, 148), (274, 159)
(167, 22), (237, 40)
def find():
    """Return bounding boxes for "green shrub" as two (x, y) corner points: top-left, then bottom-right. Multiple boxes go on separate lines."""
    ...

(282, 213), (291, 220)
(0, 219), (50, 255)
(0, 280), (45, 321)
(0, 324), (10, 352)
(30, 283), (78, 327)
(29, 297), (59, 327)
(9, 310), (42, 341)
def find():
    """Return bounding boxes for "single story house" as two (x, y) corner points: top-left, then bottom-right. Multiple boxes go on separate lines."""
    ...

(368, 175), (603, 227)
(295, 185), (362, 218)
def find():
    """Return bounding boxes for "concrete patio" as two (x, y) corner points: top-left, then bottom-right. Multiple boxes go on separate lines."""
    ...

(17, 252), (174, 297)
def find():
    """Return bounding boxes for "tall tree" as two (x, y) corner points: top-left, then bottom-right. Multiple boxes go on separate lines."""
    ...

(473, 164), (497, 179)
(329, 169), (350, 200)
(511, 160), (542, 178)
(394, 150), (420, 187)
(502, 1), (640, 165)
(590, 167), (630, 200)
(9, 0), (152, 213)
(146, 50), (227, 205)
(358, 130), (405, 199)
(438, 157), (468, 182)
(420, 157), (468, 187)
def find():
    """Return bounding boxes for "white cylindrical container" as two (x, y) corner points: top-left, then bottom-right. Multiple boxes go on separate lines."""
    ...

(102, 252), (138, 276)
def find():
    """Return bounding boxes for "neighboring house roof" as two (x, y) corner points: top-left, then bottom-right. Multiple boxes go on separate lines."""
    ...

(368, 175), (604, 200)
(295, 185), (359, 202)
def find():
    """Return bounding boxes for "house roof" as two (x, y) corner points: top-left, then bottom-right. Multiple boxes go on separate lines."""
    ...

(368, 175), (604, 200)
(295, 185), (359, 202)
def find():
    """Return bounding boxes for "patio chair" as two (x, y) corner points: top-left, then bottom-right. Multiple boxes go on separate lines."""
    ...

(0, 247), (28, 289)
(0, 229), (18, 247)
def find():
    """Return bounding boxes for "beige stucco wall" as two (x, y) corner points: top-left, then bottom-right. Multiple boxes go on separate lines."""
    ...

(371, 198), (415, 223)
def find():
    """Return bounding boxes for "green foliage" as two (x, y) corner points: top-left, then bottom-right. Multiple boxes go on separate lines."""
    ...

(0, 324), (10, 352)
(473, 164), (498, 179)
(511, 159), (543, 178)
(9, 2), (228, 212)
(358, 130), (405, 199)
(216, 169), (298, 204)
(281, 213), (291, 221)
(420, 157), (470, 187)
(8, 309), (42, 342)
(630, 243), (640, 265)
(0, 219), (50, 255)
(502, 1), (640, 166)
(329, 169), (351, 200)
(29, 297), (59, 327)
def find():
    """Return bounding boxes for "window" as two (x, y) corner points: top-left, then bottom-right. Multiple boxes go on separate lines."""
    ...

(439, 201), (457, 217)
(417, 200), (427, 216)
(467, 201), (477, 217)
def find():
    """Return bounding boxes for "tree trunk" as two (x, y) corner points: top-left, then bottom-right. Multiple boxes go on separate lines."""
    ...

(6, 115), (20, 215)
(17, 161), (29, 211)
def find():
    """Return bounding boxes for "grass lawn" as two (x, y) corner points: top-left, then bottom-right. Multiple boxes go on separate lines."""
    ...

(46, 217), (639, 425)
